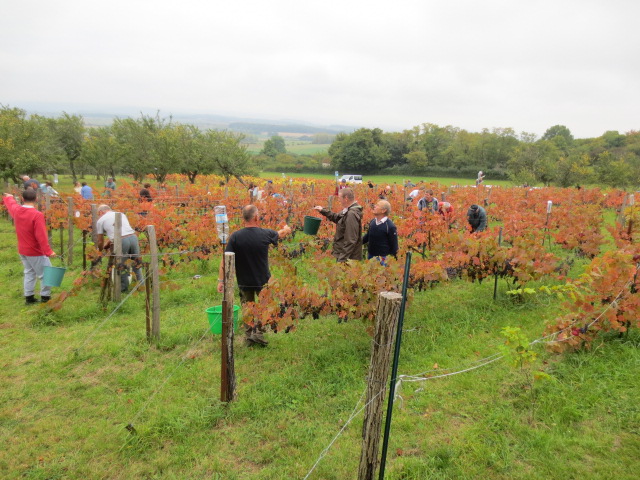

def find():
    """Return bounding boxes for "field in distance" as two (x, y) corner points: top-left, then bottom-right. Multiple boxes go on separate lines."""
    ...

(258, 171), (512, 187)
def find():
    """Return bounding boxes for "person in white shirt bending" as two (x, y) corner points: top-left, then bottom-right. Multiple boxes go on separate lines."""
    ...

(96, 204), (143, 292)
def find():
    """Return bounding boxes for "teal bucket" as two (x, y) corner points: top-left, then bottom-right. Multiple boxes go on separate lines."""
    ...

(43, 266), (66, 287)
(206, 305), (240, 334)
(303, 215), (322, 235)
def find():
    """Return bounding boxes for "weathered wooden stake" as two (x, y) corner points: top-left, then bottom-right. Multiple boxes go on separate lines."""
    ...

(493, 227), (503, 301)
(144, 263), (151, 340)
(91, 204), (98, 243)
(67, 197), (74, 266)
(221, 252), (237, 402)
(59, 223), (64, 261)
(147, 225), (161, 340)
(113, 213), (122, 302)
(358, 292), (403, 480)
(82, 230), (87, 271)
(328, 195), (334, 210)
(45, 192), (52, 243)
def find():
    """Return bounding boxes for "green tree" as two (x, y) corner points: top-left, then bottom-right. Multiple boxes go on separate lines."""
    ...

(555, 154), (594, 187)
(413, 123), (458, 167)
(0, 106), (60, 183)
(48, 113), (85, 182)
(328, 128), (390, 173)
(596, 151), (632, 188)
(602, 130), (626, 149)
(111, 114), (180, 183)
(261, 135), (286, 157)
(180, 125), (209, 184)
(404, 150), (428, 171)
(542, 125), (574, 143)
(203, 130), (256, 184)
(82, 126), (121, 180)
(507, 140), (560, 185)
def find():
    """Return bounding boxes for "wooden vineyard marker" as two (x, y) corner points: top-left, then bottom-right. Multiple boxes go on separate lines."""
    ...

(67, 197), (74, 266)
(220, 252), (236, 402)
(493, 227), (503, 301)
(146, 226), (161, 340)
(113, 212), (122, 302)
(91, 204), (98, 243)
(358, 291), (403, 480)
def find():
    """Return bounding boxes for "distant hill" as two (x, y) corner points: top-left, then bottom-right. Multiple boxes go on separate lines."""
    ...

(12, 102), (354, 136)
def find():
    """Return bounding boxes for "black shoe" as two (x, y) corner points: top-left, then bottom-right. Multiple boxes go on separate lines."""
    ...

(25, 295), (37, 305)
(40, 296), (50, 303)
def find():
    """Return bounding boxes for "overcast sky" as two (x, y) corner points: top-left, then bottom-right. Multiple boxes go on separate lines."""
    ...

(1, 0), (638, 138)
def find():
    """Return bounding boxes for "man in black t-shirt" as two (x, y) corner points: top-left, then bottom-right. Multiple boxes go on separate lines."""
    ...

(218, 204), (291, 345)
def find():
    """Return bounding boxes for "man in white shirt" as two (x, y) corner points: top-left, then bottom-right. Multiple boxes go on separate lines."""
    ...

(96, 205), (143, 292)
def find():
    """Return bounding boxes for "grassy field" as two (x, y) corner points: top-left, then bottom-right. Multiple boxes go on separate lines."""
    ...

(260, 171), (513, 187)
(245, 143), (329, 155)
(0, 199), (639, 479)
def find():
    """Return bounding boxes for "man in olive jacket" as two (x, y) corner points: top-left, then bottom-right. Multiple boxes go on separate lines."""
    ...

(314, 188), (363, 262)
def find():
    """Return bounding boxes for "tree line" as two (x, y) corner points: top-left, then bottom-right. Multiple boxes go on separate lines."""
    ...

(2, 104), (638, 188)
(328, 124), (640, 187)
(0, 107), (255, 185)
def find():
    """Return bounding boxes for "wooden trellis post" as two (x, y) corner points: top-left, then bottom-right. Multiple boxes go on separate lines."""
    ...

(82, 230), (87, 270)
(67, 197), (74, 266)
(144, 262), (152, 340)
(59, 223), (64, 261)
(493, 227), (503, 301)
(45, 192), (52, 243)
(113, 213), (122, 301)
(91, 204), (98, 244)
(358, 291), (403, 480)
(221, 251), (236, 402)
(147, 225), (161, 340)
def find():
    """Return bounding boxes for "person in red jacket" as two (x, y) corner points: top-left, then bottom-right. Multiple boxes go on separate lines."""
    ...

(3, 190), (56, 304)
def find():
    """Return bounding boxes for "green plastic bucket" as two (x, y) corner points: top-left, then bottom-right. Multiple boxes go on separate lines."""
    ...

(43, 266), (66, 287)
(206, 305), (240, 334)
(303, 215), (321, 235)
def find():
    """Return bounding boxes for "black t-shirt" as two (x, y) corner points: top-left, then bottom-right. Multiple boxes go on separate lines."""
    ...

(225, 227), (279, 291)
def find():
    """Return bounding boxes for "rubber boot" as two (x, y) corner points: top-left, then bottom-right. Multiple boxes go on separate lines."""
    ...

(40, 296), (50, 303)
(25, 295), (37, 305)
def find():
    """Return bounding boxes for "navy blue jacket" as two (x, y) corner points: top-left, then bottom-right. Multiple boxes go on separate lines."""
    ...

(363, 218), (399, 257)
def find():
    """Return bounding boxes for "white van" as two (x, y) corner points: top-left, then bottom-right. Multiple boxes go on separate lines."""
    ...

(338, 174), (363, 184)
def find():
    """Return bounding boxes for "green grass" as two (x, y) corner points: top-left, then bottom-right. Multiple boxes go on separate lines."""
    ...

(259, 171), (513, 187)
(0, 216), (638, 479)
(245, 142), (329, 155)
